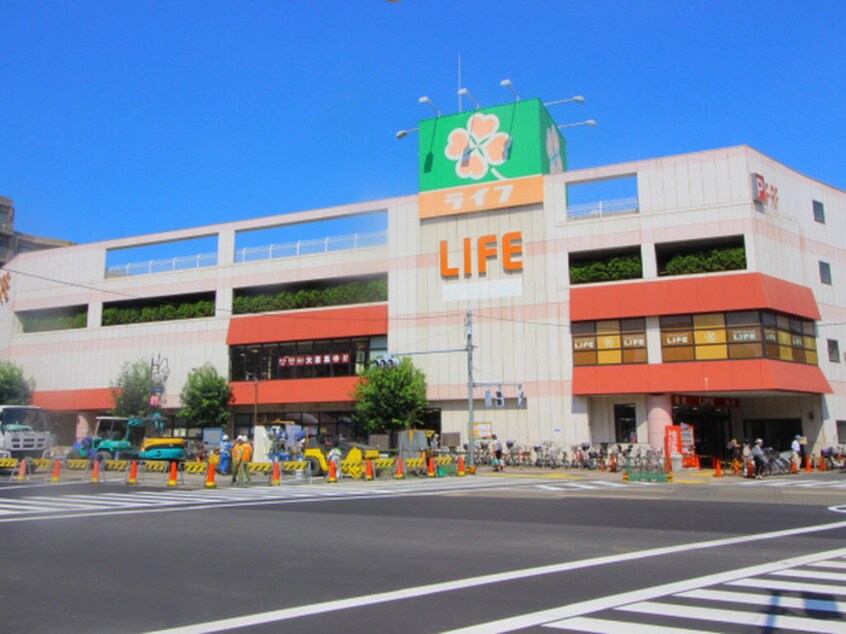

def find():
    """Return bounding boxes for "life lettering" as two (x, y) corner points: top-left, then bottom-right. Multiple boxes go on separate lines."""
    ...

(440, 232), (523, 278)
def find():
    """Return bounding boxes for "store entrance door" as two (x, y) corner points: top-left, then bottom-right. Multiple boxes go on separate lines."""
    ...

(672, 396), (738, 465)
(743, 419), (802, 453)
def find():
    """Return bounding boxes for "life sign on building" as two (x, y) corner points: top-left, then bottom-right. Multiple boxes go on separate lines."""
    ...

(752, 173), (779, 210)
(418, 99), (566, 219)
(440, 232), (523, 278)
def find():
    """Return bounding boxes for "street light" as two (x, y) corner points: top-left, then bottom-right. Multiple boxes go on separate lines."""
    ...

(457, 87), (482, 110)
(418, 96), (442, 116)
(544, 96), (586, 106)
(500, 78), (520, 101)
(396, 127), (418, 140)
(558, 119), (597, 129)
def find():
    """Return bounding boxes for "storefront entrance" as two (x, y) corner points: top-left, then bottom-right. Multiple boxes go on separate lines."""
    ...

(672, 396), (737, 462)
(743, 419), (802, 453)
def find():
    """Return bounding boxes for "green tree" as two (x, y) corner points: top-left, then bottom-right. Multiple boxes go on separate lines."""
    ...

(0, 360), (34, 404)
(352, 357), (428, 433)
(179, 364), (232, 430)
(111, 359), (156, 417)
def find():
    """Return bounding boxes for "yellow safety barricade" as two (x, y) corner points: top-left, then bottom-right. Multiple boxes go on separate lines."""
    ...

(0, 458), (18, 469)
(182, 462), (208, 475)
(65, 459), (90, 471)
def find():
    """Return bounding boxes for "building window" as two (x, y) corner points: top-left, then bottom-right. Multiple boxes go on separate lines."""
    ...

(572, 318), (647, 366)
(829, 339), (841, 363)
(614, 404), (637, 444)
(813, 200), (825, 224)
(660, 310), (818, 365)
(230, 337), (378, 381)
(819, 261), (832, 285)
(838, 420), (846, 444)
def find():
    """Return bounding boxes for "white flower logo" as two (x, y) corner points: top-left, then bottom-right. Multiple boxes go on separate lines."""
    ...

(444, 113), (511, 180)
(705, 331), (717, 343)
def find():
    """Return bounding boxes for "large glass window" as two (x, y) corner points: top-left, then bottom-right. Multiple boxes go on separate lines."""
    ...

(572, 319), (646, 366)
(660, 310), (818, 365)
(820, 261), (832, 285)
(230, 336), (377, 381)
(829, 339), (841, 363)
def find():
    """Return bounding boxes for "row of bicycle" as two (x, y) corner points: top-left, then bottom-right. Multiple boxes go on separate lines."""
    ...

(472, 441), (667, 471)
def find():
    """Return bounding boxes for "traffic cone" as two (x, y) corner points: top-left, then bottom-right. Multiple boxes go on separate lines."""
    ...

(790, 459), (798, 474)
(610, 455), (617, 473)
(206, 461), (218, 488)
(457, 456), (466, 477)
(805, 456), (813, 472)
(270, 461), (281, 486)
(51, 459), (62, 483)
(365, 458), (375, 481)
(819, 456), (827, 471)
(714, 459), (724, 477)
(327, 460), (338, 483)
(694, 454), (701, 470)
(16, 458), (28, 481)
(167, 461), (179, 487)
(394, 458), (406, 480)
(127, 460), (139, 485)
(90, 458), (102, 484)
(427, 457), (436, 478)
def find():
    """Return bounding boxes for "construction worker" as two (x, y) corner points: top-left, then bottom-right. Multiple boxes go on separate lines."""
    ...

(231, 436), (244, 485)
(238, 436), (253, 487)
(219, 434), (233, 475)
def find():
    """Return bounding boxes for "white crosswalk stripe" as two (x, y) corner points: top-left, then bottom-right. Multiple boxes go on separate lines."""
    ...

(536, 480), (657, 492)
(0, 477), (523, 518)
(544, 554), (846, 633)
(735, 477), (846, 489)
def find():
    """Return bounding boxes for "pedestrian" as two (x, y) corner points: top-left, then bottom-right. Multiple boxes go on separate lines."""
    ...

(327, 444), (342, 480)
(750, 438), (768, 479)
(791, 434), (803, 469)
(219, 434), (233, 475)
(238, 436), (253, 487)
(231, 436), (244, 484)
(492, 435), (504, 472)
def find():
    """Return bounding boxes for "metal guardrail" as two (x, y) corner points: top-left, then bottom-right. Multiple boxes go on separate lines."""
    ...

(106, 253), (217, 278)
(104, 230), (388, 278)
(566, 197), (639, 221)
(235, 230), (387, 263)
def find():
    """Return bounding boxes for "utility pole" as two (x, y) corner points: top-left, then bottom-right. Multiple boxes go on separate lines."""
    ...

(466, 309), (475, 467)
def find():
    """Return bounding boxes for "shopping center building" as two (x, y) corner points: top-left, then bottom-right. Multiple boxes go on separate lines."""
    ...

(1, 98), (844, 458)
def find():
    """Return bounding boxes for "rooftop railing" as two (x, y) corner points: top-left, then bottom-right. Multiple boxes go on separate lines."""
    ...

(235, 229), (387, 263)
(105, 229), (388, 277)
(566, 197), (639, 221)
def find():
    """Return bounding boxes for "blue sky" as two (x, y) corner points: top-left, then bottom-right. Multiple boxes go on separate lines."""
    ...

(2, 1), (845, 247)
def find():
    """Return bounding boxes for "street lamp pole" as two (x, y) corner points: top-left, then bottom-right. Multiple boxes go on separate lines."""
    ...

(466, 310), (475, 468)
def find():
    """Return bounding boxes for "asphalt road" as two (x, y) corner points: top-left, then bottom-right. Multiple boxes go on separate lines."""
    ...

(1, 472), (845, 633)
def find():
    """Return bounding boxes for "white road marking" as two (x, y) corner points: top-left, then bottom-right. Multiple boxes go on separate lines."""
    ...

(544, 616), (721, 633)
(616, 600), (844, 633)
(678, 588), (846, 612)
(770, 567), (846, 582)
(142, 523), (846, 634)
(445, 546), (846, 634)
(728, 576), (846, 595)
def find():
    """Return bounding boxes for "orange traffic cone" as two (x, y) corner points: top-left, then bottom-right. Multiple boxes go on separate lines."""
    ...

(51, 459), (62, 483)
(127, 460), (140, 485)
(90, 458), (102, 484)
(805, 456), (813, 472)
(790, 459), (798, 474)
(819, 456), (827, 471)
(327, 460), (338, 483)
(365, 458), (375, 481)
(427, 457), (436, 478)
(714, 459), (724, 477)
(394, 458), (406, 480)
(206, 461), (218, 488)
(270, 460), (281, 486)
(457, 456), (466, 477)
(16, 458), (28, 481)
(610, 455), (617, 473)
(167, 460), (179, 487)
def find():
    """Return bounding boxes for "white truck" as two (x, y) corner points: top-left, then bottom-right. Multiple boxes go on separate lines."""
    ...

(0, 405), (56, 460)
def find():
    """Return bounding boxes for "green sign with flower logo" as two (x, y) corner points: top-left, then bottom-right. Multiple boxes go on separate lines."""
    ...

(418, 99), (566, 191)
